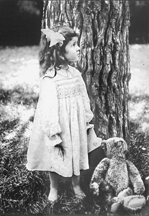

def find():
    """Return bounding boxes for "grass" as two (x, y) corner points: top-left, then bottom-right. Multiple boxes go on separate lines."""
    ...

(0, 45), (149, 215)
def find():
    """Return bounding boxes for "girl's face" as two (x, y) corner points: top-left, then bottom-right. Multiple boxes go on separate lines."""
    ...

(64, 36), (80, 62)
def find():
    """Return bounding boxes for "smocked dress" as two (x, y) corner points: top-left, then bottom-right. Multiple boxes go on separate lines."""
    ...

(26, 65), (94, 177)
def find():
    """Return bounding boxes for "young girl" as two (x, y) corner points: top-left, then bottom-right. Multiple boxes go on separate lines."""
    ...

(26, 26), (94, 202)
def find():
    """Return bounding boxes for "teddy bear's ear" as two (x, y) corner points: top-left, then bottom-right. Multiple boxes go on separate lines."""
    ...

(117, 139), (129, 155)
(117, 138), (127, 147)
(101, 140), (107, 153)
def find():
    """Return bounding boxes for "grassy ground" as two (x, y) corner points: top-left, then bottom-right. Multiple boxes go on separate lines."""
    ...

(129, 45), (149, 135)
(0, 45), (149, 215)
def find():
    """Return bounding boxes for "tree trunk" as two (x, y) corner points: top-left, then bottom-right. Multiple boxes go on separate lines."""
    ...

(44, 0), (130, 141)
(41, 0), (49, 28)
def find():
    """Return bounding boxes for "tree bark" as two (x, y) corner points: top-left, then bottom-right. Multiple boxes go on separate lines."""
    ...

(44, 0), (130, 141)
(41, 0), (49, 28)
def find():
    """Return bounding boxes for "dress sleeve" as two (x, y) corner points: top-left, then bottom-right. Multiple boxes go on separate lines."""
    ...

(37, 76), (62, 146)
(78, 73), (94, 123)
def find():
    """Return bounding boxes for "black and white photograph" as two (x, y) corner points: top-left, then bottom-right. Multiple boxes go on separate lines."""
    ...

(0, 0), (149, 215)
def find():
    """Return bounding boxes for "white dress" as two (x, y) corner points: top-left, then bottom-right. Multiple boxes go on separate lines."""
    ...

(26, 66), (94, 177)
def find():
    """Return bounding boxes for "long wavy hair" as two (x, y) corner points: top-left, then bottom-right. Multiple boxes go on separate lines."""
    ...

(39, 26), (78, 77)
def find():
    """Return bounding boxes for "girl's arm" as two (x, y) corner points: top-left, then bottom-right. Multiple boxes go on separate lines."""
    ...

(37, 77), (62, 146)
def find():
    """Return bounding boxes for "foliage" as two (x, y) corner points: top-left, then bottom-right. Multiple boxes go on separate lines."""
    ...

(17, 0), (41, 16)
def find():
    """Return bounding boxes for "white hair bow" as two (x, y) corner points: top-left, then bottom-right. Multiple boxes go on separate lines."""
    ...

(41, 29), (65, 47)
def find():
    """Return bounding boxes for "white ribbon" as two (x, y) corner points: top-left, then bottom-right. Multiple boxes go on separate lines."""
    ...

(41, 29), (65, 47)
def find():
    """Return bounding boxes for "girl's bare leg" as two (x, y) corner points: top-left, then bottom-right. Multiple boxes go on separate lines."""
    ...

(48, 172), (59, 202)
(72, 175), (86, 199)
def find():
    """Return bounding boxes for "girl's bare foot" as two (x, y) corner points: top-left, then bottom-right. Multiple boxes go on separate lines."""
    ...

(72, 175), (86, 199)
(73, 185), (86, 199)
(48, 172), (59, 202)
(48, 188), (58, 202)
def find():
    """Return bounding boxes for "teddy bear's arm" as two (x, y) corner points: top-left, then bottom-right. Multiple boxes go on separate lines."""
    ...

(126, 160), (145, 194)
(90, 158), (110, 195)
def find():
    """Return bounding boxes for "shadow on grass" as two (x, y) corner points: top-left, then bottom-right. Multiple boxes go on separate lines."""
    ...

(0, 118), (20, 140)
(0, 85), (38, 106)
(0, 123), (50, 215)
(128, 121), (149, 178)
(128, 93), (149, 180)
(129, 94), (149, 103)
(128, 93), (149, 136)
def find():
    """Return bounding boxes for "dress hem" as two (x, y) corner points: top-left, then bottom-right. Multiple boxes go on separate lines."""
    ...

(26, 165), (89, 177)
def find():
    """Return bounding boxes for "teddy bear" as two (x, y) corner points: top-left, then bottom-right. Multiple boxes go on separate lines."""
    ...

(90, 137), (146, 213)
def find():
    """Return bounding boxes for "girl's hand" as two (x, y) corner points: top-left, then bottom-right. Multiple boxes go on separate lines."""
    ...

(55, 143), (65, 158)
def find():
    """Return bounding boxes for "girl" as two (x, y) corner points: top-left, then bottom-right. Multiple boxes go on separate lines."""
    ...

(26, 26), (94, 202)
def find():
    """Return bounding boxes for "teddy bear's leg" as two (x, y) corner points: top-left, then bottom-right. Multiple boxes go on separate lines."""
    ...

(110, 197), (123, 213)
(118, 187), (133, 199)
(123, 195), (146, 211)
(110, 188), (133, 213)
